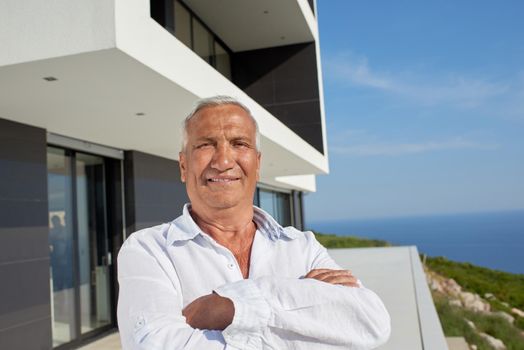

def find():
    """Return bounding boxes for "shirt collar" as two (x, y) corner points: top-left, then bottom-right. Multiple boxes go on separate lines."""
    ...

(166, 203), (298, 246)
(252, 206), (298, 241)
(166, 204), (202, 246)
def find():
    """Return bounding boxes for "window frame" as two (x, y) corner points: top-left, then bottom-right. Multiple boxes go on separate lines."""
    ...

(173, 0), (234, 79)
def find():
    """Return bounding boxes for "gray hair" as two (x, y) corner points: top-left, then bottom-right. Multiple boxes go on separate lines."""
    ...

(180, 95), (260, 152)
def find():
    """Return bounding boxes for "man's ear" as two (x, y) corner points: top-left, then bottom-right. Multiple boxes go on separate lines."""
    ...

(179, 152), (186, 183)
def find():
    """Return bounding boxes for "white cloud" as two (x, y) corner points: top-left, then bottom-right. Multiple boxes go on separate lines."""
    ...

(325, 53), (508, 107)
(330, 137), (498, 156)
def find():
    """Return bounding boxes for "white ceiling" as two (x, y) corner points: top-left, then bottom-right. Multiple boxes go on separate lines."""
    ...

(183, 0), (315, 51)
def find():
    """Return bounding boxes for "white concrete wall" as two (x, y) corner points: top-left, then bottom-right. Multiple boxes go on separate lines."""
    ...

(0, 0), (115, 66)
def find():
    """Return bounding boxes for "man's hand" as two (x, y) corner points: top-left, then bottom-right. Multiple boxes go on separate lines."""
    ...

(182, 292), (234, 330)
(305, 269), (359, 287)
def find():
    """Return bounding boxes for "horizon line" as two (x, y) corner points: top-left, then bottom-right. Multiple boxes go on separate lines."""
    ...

(307, 207), (524, 224)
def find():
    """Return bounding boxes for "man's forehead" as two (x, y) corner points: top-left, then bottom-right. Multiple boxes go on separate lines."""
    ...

(187, 105), (256, 135)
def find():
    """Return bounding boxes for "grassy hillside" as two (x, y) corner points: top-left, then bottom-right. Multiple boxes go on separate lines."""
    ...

(313, 231), (390, 248)
(433, 292), (524, 350)
(425, 256), (524, 311)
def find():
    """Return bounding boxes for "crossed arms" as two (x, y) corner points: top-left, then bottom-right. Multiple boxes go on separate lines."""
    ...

(117, 237), (391, 350)
(182, 269), (359, 331)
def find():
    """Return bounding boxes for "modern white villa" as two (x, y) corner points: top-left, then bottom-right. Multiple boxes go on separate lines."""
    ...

(0, 1), (448, 349)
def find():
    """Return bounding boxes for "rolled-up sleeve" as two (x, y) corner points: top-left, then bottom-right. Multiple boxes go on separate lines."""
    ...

(213, 279), (271, 349)
(117, 240), (238, 350)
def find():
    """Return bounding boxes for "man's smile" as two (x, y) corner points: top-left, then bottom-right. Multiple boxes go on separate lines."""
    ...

(206, 176), (240, 183)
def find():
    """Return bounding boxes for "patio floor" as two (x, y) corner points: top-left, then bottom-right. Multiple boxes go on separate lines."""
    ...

(78, 332), (121, 350)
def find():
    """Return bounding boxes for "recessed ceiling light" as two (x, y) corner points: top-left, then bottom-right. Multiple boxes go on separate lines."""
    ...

(43, 76), (58, 82)
(135, 112), (145, 116)
(263, 10), (269, 14)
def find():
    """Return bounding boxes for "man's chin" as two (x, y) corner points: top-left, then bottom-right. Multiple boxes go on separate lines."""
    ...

(206, 200), (241, 210)
(203, 195), (246, 210)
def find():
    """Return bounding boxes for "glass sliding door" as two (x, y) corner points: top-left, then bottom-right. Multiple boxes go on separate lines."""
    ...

(48, 147), (77, 346)
(47, 147), (114, 347)
(76, 153), (111, 334)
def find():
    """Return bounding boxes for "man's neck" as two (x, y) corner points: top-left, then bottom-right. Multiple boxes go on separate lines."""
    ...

(190, 204), (256, 279)
(189, 204), (255, 243)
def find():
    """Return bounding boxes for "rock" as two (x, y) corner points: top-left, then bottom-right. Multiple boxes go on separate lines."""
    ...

(493, 311), (514, 324)
(470, 345), (477, 350)
(449, 299), (462, 307)
(501, 302), (509, 308)
(464, 318), (476, 330)
(484, 293), (495, 300)
(511, 307), (524, 318)
(430, 279), (443, 293)
(446, 278), (462, 295)
(469, 299), (489, 313)
(478, 332), (506, 350)
(461, 292), (476, 304)
(460, 292), (490, 312)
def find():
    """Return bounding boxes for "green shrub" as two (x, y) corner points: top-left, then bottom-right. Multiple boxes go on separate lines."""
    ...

(425, 256), (524, 311)
(515, 316), (524, 331)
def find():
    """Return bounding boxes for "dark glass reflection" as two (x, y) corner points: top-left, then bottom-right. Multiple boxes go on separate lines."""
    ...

(47, 147), (77, 346)
(258, 189), (292, 227)
(76, 153), (111, 333)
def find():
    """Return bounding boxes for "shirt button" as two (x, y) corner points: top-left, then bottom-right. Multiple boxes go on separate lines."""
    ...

(227, 262), (234, 269)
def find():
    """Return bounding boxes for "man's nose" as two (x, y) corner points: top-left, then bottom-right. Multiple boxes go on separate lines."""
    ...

(211, 144), (234, 171)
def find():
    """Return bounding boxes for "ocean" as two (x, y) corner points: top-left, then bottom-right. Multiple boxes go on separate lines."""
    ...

(307, 210), (524, 275)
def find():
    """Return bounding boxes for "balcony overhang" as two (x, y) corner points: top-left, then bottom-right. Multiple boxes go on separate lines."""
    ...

(183, 0), (317, 52)
(0, 0), (328, 191)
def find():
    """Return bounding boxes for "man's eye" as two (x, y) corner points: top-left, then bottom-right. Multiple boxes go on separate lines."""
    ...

(196, 143), (212, 149)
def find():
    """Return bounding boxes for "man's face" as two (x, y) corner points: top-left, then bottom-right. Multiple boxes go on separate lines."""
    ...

(179, 104), (261, 211)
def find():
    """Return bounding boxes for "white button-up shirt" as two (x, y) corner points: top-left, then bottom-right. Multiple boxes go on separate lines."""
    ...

(117, 205), (390, 349)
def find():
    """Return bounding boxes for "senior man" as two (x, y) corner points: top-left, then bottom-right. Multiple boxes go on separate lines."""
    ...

(117, 96), (390, 349)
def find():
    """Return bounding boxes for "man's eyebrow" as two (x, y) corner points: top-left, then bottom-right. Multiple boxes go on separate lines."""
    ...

(230, 136), (251, 141)
(230, 136), (254, 144)
(192, 137), (216, 145)
(194, 137), (215, 142)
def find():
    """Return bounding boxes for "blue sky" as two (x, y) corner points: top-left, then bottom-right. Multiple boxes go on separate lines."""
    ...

(305, 0), (524, 222)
